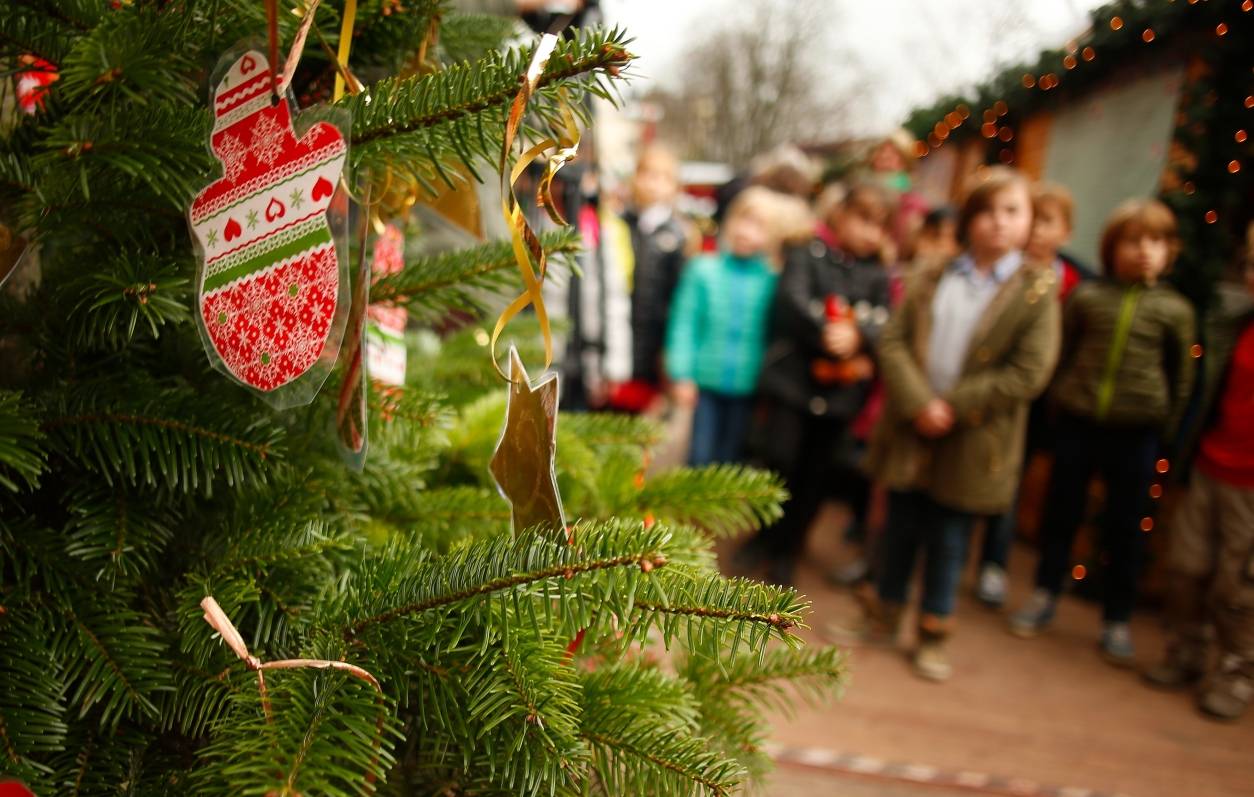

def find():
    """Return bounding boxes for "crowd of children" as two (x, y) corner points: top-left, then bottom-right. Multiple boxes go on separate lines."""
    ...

(600, 136), (1252, 721)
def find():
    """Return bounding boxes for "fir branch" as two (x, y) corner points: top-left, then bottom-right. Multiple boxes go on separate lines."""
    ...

(560, 412), (662, 450)
(345, 26), (631, 183)
(437, 13), (518, 65)
(627, 572), (809, 661)
(61, 252), (193, 352)
(63, 484), (178, 586)
(41, 385), (286, 496)
(684, 646), (847, 715)
(581, 665), (743, 797)
(637, 464), (787, 537)
(192, 669), (399, 797)
(52, 600), (175, 730)
(369, 228), (580, 316)
(342, 520), (674, 640)
(0, 391), (46, 492)
(0, 614), (68, 767)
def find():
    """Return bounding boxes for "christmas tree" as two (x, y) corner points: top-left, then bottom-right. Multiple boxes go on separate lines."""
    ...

(0, 2), (845, 794)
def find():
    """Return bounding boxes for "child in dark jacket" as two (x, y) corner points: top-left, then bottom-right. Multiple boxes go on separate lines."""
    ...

(1011, 199), (1197, 666)
(746, 182), (895, 586)
(1144, 234), (1254, 721)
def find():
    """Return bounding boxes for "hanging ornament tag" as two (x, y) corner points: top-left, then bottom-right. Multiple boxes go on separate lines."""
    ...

(365, 222), (408, 386)
(187, 45), (351, 408)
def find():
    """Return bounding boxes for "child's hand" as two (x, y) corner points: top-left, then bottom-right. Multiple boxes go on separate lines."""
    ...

(672, 381), (699, 408)
(914, 398), (954, 438)
(822, 320), (861, 359)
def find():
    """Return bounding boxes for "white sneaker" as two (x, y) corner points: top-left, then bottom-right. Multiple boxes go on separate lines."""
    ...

(976, 564), (1008, 608)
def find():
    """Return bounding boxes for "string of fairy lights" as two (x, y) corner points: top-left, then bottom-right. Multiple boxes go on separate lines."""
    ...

(916, 0), (1250, 232)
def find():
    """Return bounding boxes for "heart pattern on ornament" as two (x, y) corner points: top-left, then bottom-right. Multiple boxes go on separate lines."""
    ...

(240, 54), (256, 75)
(312, 176), (334, 202)
(224, 217), (242, 242)
(265, 197), (286, 222)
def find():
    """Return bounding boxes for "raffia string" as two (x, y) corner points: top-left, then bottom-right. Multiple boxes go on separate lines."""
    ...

(278, 0), (322, 95)
(489, 33), (582, 381)
(200, 596), (382, 717)
(201, 596), (387, 787)
(265, 0), (280, 102)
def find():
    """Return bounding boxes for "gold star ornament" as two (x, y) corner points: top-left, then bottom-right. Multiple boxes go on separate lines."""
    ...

(489, 348), (566, 535)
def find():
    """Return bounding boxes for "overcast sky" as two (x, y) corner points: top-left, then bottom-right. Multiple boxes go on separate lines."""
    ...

(601, 0), (1109, 135)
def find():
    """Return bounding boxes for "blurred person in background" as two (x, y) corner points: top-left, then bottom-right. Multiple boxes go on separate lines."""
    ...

(1010, 199), (1196, 668)
(742, 181), (896, 586)
(857, 167), (1059, 682)
(665, 187), (789, 465)
(975, 181), (1085, 608)
(1144, 222), (1254, 721)
(602, 144), (690, 415)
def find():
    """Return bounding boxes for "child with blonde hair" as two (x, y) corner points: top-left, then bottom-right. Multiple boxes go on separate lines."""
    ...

(666, 187), (791, 465)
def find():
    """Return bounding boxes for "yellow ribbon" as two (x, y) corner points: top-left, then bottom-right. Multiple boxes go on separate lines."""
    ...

(333, 0), (357, 102)
(490, 34), (582, 381)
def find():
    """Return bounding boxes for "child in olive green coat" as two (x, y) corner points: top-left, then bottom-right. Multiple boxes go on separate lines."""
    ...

(1011, 199), (1197, 667)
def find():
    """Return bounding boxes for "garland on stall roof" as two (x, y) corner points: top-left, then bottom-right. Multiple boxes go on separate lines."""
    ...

(905, 0), (1252, 314)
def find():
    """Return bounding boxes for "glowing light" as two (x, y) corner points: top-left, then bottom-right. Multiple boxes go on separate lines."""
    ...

(1157, 458), (1171, 474)
(998, 126), (1014, 142)
(1149, 484), (1164, 499)
(1023, 74), (1037, 88)
(1245, 96), (1254, 109)
(998, 148), (1014, 164)
(1205, 210), (1219, 224)
(945, 111), (963, 128)
(1110, 16), (1123, 30)
(1216, 23), (1229, 36)
(994, 100), (1008, 116)
(1141, 517), (1154, 532)
(914, 141), (929, 158)
(1073, 565), (1087, 581)
(1244, 0), (1253, 11)
(1082, 46), (1097, 62)
(1229, 160), (1242, 174)
(1237, 130), (1248, 143)
(1183, 181), (1196, 195)
(1064, 54), (1078, 70)
(1191, 344), (1204, 358)
(1142, 29), (1155, 43)
(958, 104), (971, 119)
(981, 122), (997, 138)
(983, 109), (997, 124)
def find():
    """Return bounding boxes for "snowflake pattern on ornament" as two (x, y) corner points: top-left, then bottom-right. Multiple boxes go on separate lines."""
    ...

(250, 113), (286, 167)
(217, 133), (249, 182)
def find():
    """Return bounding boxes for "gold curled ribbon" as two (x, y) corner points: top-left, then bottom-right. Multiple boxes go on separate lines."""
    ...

(490, 33), (582, 381)
(200, 596), (387, 783)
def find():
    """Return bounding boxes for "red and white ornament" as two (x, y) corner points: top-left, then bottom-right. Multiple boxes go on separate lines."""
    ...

(366, 223), (407, 386)
(188, 49), (348, 399)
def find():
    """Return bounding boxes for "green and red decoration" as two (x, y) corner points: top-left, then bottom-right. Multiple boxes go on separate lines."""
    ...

(188, 48), (348, 400)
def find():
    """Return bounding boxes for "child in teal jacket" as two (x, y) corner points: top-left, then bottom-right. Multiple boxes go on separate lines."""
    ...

(666, 187), (781, 465)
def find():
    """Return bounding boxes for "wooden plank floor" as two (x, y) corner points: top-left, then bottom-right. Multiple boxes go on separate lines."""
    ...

(721, 505), (1254, 797)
